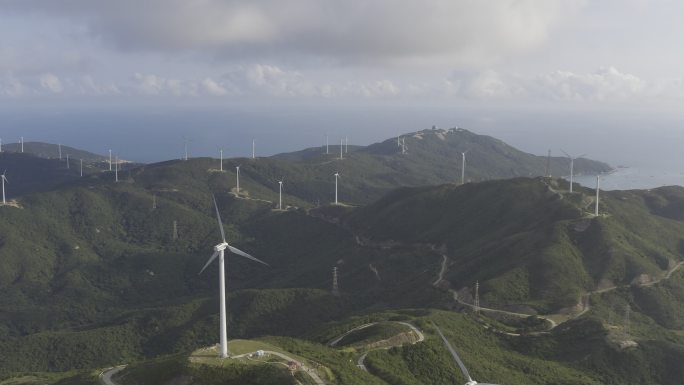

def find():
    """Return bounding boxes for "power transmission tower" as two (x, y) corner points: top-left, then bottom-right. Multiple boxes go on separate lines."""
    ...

(173, 220), (178, 241)
(332, 267), (340, 297)
(474, 281), (480, 314)
(545, 149), (551, 177)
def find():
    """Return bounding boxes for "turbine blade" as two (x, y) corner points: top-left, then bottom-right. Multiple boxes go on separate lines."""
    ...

(228, 245), (269, 266)
(212, 195), (227, 243)
(199, 250), (220, 275)
(433, 323), (473, 383)
(560, 149), (570, 158)
(577, 153), (587, 159)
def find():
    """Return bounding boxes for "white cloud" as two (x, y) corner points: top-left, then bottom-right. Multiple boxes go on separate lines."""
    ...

(39, 73), (64, 93)
(534, 67), (645, 101)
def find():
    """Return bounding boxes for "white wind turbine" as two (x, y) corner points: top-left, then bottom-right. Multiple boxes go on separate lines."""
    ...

(20, 137), (24, 153)
(460, 150), (469, 185)
(595, 175), (600, 216)
(80, 159), (83, 177)
(109, 149), (112, 171)
(334, 172), (340, 205)
(278, 179), (283, 210)
(252, 139), (255, 159)
(199, 196), (269, 358)
(1, 171), (8, 205)
(235, 165), (240, 195)
(1, 138), (3, 152)
(561, 150), (586, 193)
(345, 136), (348, 154)
(58, 144), (62, 160)
(115, 155), (119, 182)
(66, 154), (70, 169)
(340, 139), (344, 160)
(434, 323), (502, 385)
(326, 135), (329, 154)
(219, 148), (224, 172)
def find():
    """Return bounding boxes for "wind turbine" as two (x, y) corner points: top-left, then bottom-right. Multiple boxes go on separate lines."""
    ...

(80, 159), (83, 177)
(66, 154), (70, 169)
(277, 179), (283, 210)
(434, 323), (502, 385)
(1, 138), (3, 152)
(340, 139), (344, 160)
(219, 148), (223, 172)
(20, 137), (23, 153)
(252, 139), (255, 159)
(235, 165), (240, 195)
(58, 144), (62, 160)
(561, 150), (586, 193)
(1, 171), (7, 205)
(595, 175), (600, 216)
(109, 149), (112, 171)
(334, 172), (340, 205)
(460, 150), (469, 185)
(115, 155), (119, 182)
(326, 135), (329, 154)
(345, 136), (348, 154)
(199, 196), (269, 358)
(183, 137), (190, 161)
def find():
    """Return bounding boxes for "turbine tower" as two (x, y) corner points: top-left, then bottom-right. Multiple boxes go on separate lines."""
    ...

(199, 196), (269, 358)
(252, 139), (255, 159)
(345, 136), (348, 154)
(235, 165), (240, 195)
(545, 149), (552, 177)
(278, 179), (283, 210)
(219, 148), (223, 172)
(109, 149), (112, 171)
(434, 323), (503, 385)
(474, 281), (480, 314)
(561, 150), (586, 193)
(58, 144), (62, 160)
(326, 135), (329, 154)
(1, 138), (3, 152)
(66, 154), (70, 169)
(1, 171), (8, 205)
(334, 172), (340, 205)
(595, 175), (600, 216)
(20, 137), (23, 153)
(115, 155), (119, 182)
(184, 138), (189, 161)
(173, 220), (178, 240)
(80, 159), (83, 177)
(339, 139), (343, 160)
(460, 150), (469, 185)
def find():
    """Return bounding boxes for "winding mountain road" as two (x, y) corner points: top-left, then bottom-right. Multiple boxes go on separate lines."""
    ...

(99, 366), (126, 385)
(233, 350), (325, 385)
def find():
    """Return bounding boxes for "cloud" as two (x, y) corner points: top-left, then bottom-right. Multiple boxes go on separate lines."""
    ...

(39, 73), (64, 93)
(5, 0), (585, 67)
(534, 67), (645, 101)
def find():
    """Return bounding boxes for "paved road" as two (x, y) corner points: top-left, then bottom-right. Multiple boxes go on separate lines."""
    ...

(99, 366), (126, 385)
(327, 323), (376, 347)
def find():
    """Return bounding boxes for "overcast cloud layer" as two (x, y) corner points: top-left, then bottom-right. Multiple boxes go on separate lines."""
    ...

(1, 0), (684, 110)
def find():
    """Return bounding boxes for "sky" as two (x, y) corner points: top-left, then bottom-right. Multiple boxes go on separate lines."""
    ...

(2, 0), (684, 165)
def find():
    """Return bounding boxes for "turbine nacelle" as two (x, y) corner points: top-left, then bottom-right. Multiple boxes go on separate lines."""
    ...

(214, 242), (229, 252)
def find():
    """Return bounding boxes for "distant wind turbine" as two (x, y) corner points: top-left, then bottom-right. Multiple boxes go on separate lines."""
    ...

(1, 171), (7, 205)
(66, 154), (70, 169)
(219, 148), (223, 172)
(434, 323), (502, 385)
(199, 196), (269, 358)
(278, 179), (283, 210)
(561, 150), (586, 193)
(235, 165), (240, 194)
(252, 139), (255, 159)
(460, 150), (469, 185)
(183, 137), (190, 161)
(0, 138), (3, 152)
(58, 144), (62, 160)
(80, 159), (83, 177)
(115, 155), (119, 182)
(20, 137), (23, 153)
(340, 139), (343, 160)
(334, 172), (340, 205)
(595, 175), (600, 216)
(109, 149), (112, 171)
(345, 136), (348, 153)
(326, 135), (329, 154)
